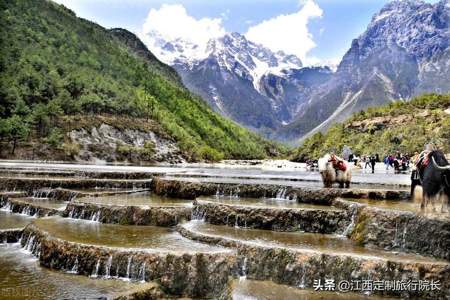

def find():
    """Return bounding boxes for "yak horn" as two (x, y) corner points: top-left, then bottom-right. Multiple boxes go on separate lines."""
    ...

(432, 156), (450, 170)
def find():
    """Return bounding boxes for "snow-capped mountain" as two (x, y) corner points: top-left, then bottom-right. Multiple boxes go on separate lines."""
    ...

(143, 0), (449, 142)
(144, 31), (331, 133)
(278, 0), (450, 141)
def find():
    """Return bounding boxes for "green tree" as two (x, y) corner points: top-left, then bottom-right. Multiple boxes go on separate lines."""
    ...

(0, 115), (30, 154)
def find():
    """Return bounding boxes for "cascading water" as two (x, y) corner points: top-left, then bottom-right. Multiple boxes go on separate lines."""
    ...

(68, 208), (74, 218)
(33, 208), (40, 218)
(239, 257), (248, 281)
(342, 205), (357, 237)
(22, 206), (31, 216)
(275, 187), (287, 200)
(91, 211), (101, 222)
(91, 259), (101, 278)
(298, 265), (306, 288)
(104, 255), (113, 279)
(125, 256), (132, 280)
(192, 206), (206, 221)
(402, 224), (408, 249)
(0, 202), (11, 212)
(235, 215), (239, 228)
(22, 234), (40, 257)
(139, 262), (146, 283)
(68, 257), (79, 274)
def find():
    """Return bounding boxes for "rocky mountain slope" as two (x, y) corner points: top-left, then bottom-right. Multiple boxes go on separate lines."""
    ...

(146, 0), (449, 143)
(146, 31), (332, 135)
(292, 93), (450, 161)
(0, 0), (280, 163)
(280, 0), (450, 142)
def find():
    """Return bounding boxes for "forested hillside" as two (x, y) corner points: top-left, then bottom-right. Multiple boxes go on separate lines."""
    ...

(293, 94), (450, 161)
(0, 0), (280, 162)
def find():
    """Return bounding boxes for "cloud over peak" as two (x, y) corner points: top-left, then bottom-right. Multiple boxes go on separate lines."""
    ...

(245, 0), (322, 61)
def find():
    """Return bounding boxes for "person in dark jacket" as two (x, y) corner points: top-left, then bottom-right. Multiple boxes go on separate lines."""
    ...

(370, 156), (376, 174)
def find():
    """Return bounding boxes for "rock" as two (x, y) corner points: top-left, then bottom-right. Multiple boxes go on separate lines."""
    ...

(64, 203), (191, 227)
(193, 202), (349, 233)
(69, 123), (185, 164)
(21, 225), (236, 298)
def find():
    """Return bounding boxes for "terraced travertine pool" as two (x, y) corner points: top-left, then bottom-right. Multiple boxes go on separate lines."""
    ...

(0, 161), (448, 299)
(182, 220), (448, 264)
(0, 211), (32, 230)
(74, 192), (192, 207)
(32, 216), (227, 253)
(0, 243), (151, 300)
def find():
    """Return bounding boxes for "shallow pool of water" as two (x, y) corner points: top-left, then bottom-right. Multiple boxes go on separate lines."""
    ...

(33, 217), (226, 253)
(198, 196), (336, 210)
(184, 221), (447, 264)
(0, 211), (32, 230)
(344, 198), (421, 212)
(13, 198), (67, 210)
(232, 279), (395, 300)
(0, 243), (144, 300)
(75, 192), (192, 207)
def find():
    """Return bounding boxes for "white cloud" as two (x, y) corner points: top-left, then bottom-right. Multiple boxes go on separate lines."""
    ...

(245, 0), (322, 62)
(140, 4), (225, 63)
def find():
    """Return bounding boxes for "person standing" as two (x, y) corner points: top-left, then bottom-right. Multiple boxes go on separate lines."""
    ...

(370, 155), (376, 174)
(384, 155), (390, 170)
(364, 156), (371, 169)
(410, 151), (420, 199)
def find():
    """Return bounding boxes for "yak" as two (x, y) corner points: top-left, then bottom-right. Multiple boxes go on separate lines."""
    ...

(418, 150), (450, 213)
(318, 154), (352, 188)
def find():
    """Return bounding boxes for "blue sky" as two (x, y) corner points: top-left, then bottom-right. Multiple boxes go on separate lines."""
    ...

(54, 0), (438, 65)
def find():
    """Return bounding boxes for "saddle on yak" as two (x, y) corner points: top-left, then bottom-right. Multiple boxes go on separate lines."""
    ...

(329, 156), (347, 172)
(415, 150), (431, 170)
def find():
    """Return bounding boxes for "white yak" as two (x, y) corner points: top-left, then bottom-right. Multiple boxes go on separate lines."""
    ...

(318, 154), (352, 188)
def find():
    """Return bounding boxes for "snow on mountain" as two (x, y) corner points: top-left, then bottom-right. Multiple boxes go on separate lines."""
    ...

(277, 0), (450, 142)
(142, 30), (323, 134)
(147, 31), (303, 92)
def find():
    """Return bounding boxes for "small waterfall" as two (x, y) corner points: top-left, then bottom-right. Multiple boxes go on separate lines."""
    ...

(91, 259), (101, 278)
(230, 187), (240, 199)
(91, 211), (101, 222)
(69, 257), (79, 274)
(22, 206), (31, 216)
(2, 235), (7, 244)
(298, 266), (306, 288)
(104, 255), (113, 278)
(239, 257), (247, 281)
(342, 205), (357, 237)
(139, 262), (146, 283)
(1, 202), (11, 212)
(402, 224), (407, 249)
(275, 187), (287, 199)
(80, 209), (85, 218)
(24, 235), (35, 252)
(192, 206), (206, 221)
(22, 234), (40, 257)
(33, 208), (40, 218)
(125, 256), (132, 280)
(114, 263), (120, 279)
(32, 189), (51, 199)
(69, 191), (78, 201)
(235, 215), (239, 228)
(215, 186), (221, 198)
(393, 220), (400, 247)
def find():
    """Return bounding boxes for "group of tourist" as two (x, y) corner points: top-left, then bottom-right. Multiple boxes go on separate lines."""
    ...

(383, 152), (411, 173)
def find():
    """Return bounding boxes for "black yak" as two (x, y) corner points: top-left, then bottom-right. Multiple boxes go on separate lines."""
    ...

(418, 150), (450, 213)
